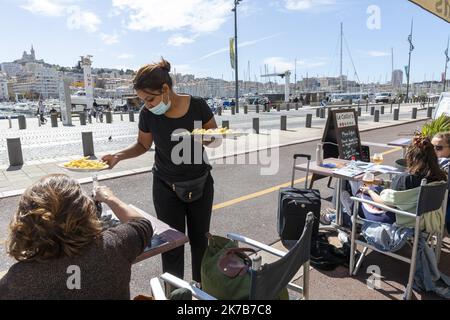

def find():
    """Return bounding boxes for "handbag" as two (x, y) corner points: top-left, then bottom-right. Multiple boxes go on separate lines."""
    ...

(201, 233), (289, 300)
(162, 170), (210, 203)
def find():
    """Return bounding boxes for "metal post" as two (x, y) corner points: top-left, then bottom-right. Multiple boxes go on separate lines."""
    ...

(320, 108), (325, 118)
(82, 132), (95, 157)
(295, 102), (299, 110)
(37, 115), (41, 127)
(129, 111), (135, 122)
(316, 108), (320, 117)
(390, 102), (393, 113)
(8, 116), (12, 129)
(18, 115), (26, 130)
(218, 106), (222, 116)
(231, 106), (235, 115)
(306, 114), (312, 128)
(51, 114), (58, 127)
(380, 105), (384, 115)
(244, 104), (248, 114)
(7, 138), (24, 166)
(412, 107), (417, 119)
(394, 108), (399, 121)
(357, 107), (361, 117)
(233, 0), (240, 114)
(374, 110), (380, 122)
(427, 107), (434, 118)
(222, 120), (230, 129)
(286, 103), (290, 111)
(120, 112), (123, 121)
(253, 118), (259, 134)
(276, 104), (280, 112)
(366, 99), (369, 112)
(256, 104), (259, 113)
(281, 115), (287, 130)
(105, 111), (112, 123)
(370, 106), (375, 116)
(79, 112), (87, 125)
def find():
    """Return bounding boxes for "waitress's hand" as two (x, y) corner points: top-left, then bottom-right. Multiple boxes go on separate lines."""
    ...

(101, 154), (120, 169)
(359, 186), (371, 194)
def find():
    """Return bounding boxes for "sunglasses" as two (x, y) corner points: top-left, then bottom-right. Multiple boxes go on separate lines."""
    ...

(433, 145), (449, 151)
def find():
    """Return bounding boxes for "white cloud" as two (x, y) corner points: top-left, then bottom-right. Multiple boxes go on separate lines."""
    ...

(66, 6), (101, 33)
(296, 59), (327, 69)
(117, 53), (134, 59)
(112, 0), (233, 33)
(168, 34), (195, 47)
(366, 51), (390, 57)
(283, 0), (336, 11)
(20, 0), (70, 16)
(198, 34), (283, 60)
(20, 1), (101, 33)
(100, 33), (120, 45)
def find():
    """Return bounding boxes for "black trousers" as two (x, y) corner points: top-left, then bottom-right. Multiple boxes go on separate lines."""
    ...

(152, 173), (214, 282)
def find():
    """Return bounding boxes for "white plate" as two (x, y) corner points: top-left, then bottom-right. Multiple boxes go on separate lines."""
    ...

(58, 162), (110, 172)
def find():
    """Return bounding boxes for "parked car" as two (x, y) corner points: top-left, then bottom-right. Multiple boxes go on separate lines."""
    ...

(375, 92), (393, 103)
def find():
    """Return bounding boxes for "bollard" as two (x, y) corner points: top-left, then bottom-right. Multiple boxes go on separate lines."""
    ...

(366, 100), (369, 112)
(8, 116), (12, 129)
(316, 108), (320, 117)
(394, 108), (399, 120)
(281, 115), (287, 130)
(370, 106), (375, 116)
(244, 104), (248, 114)
(217, 106), (222, 116)
(88, 113), (92, 124)
(82, 132), (95, 157)
(105, 111), (112, 123)
(276, 104), (280, 112)
(18, 115), (26, 130)
(129, 111), (135, 122)
(256, 104), (259, 113)
(231, 106), (235, 115)
(374, 110), (380, 122)
(253, 118), (259, 134)
(427, 107), (434, 118)
(295, 103), (299, 110)
(380, 105), (384, 115)
(50, 114), (58, 127)
(306, 114), (312, 128)
(357, 100), (360, 109)
(7, 138), (24, 166)
(412, 107), (417, 119)
(320, 108), (325, 119)
(120, 112), (123, 121)
(390, 102), (393, 113)
(37, 115), (41, 127)
(357, 107), (362, 117)
(79, 112), (87, 125)
(286, 103), (290, 111)
(222, 120), (230, 129)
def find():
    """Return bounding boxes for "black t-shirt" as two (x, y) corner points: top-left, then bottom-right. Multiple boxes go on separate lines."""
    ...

(139, 96), (214, 182)
(390, 173), (425, 191)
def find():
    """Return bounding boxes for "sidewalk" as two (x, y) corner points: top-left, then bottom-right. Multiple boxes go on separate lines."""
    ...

(0, 115), (428, 198)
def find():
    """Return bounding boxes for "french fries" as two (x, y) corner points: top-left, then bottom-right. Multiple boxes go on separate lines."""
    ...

(191, 127), (232, 135)
(63, 156), (108, 170)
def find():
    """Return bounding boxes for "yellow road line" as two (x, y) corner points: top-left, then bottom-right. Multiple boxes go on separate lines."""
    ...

(212, 147), (402, 212)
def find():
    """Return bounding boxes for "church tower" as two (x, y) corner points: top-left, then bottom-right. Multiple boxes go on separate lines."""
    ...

(30, 45), (35, 60)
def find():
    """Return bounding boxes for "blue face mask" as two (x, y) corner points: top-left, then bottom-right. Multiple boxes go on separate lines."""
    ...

(149, 96), (171, 115)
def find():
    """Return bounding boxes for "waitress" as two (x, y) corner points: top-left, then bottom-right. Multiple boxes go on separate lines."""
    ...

(102, 58), (218, 283)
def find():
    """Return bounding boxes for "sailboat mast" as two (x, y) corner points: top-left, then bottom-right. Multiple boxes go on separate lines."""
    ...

(340, 22), (343, 92)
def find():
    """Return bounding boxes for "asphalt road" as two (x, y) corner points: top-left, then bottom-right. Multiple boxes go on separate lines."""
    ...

(0, 120), (427, 297)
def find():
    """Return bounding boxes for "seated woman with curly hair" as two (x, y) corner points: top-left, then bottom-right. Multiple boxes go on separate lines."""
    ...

(0, 174), (153, 300)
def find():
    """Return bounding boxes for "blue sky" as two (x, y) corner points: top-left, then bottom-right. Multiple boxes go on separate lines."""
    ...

(0, 0), (449, 83)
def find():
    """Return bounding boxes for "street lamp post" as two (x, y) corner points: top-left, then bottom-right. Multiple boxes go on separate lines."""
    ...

(405, 19), (414, 105)
(232, 0), (242, 113)
(444, 36), (449, 92)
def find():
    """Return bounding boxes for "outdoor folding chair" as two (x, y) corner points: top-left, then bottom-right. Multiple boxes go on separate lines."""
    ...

(349, 178), (448, 300)
(150, 212), (314, 300)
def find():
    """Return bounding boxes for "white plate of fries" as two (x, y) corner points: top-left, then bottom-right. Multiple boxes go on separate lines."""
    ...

(172, 127), (249, 140)
(59, 156), (109, 172)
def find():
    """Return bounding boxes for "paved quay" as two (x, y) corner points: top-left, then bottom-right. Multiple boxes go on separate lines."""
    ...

(0, 104), (429, 198)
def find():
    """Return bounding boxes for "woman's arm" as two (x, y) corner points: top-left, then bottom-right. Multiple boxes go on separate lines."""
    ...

(102, 130), (153, 167)
(360, 186), (385, 204)
(94, 186), (146, 223)
(202, 117), (222, 148)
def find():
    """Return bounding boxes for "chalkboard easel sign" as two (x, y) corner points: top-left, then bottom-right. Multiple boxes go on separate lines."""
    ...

(322, 108), (362, 160)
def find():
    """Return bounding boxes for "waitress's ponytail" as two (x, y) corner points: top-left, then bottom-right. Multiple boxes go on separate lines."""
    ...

(134, 57), (173, 91)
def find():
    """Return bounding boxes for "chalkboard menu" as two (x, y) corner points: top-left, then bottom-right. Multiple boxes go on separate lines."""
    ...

(322, 108), (362, 160)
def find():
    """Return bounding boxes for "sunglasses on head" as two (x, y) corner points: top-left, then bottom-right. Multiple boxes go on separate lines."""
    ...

(434, 145), (449, 151)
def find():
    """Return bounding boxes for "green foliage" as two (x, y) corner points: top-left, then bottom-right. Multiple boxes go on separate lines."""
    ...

(421, 115), (450, 138)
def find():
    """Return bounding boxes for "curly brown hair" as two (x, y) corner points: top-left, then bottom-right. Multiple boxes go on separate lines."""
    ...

(406, 133), (447, 182)
(8, 174), (102, 262)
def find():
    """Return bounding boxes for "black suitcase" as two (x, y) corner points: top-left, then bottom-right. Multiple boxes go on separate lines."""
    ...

(277, 154), (321, 241)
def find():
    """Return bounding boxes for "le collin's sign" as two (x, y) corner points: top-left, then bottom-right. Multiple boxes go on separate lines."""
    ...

(409, 0), (450, 23)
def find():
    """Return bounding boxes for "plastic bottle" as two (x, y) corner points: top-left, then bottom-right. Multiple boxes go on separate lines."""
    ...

(316, 143), (323, 166)
(349, 155), (357, 170)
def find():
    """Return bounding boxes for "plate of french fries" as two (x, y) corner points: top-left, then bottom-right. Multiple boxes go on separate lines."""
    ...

(60, 156), (109, 172)
(172, 127), (249, 140)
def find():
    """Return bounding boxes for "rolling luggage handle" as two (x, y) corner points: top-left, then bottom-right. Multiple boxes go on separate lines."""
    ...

(292, 154), (311, 188)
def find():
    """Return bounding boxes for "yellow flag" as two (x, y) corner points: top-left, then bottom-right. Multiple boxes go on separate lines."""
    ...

(409, 0), (450, 23)
(230, 38), (235, 70)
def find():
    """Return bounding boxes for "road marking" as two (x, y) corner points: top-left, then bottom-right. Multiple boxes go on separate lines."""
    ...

(212, 147), (402, 211)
